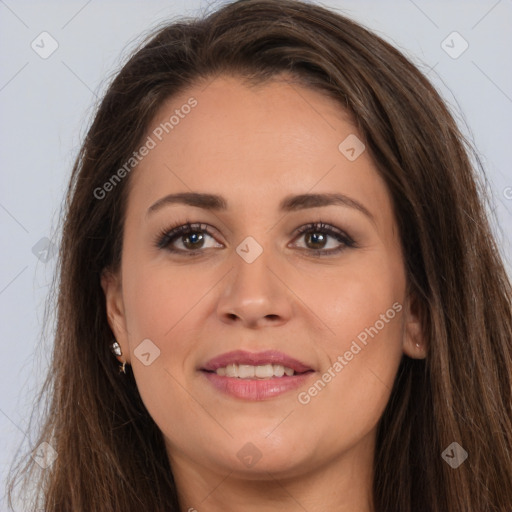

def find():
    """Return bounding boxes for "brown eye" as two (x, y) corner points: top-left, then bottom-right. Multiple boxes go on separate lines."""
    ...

(291, 222), (356, 255)
(304, 231), (328, 250)
(156, 221), (356, 257)
(157, 223), (223, 253)
(180, 231), (206, 250)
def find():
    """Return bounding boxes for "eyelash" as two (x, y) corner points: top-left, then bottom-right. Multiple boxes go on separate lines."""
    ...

(155, 219), (357, 257)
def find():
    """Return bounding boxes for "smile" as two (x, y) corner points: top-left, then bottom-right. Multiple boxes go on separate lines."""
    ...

(214, 363), (296, 378)
(200, 350), (315, 400)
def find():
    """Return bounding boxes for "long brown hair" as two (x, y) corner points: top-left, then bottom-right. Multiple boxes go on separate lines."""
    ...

(7, 1), (512, 510)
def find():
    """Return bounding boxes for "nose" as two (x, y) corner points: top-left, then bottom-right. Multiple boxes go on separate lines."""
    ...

(216, 246), (293, 329)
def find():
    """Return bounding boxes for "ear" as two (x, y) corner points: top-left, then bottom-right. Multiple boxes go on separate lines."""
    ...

(402, 292), (427, 359)
(100, 268), (131, 364)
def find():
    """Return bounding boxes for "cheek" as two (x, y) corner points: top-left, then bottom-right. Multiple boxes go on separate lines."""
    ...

(120, 262), (206, 432)
(294, 259), (405, 437)
(122, 259), (204, 340)
(121, 259), (217, 398)
(306, 250), (405, 350)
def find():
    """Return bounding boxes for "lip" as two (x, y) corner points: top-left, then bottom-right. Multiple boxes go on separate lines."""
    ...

(200, 350), (315, 401)
(201, 350), (313, 373)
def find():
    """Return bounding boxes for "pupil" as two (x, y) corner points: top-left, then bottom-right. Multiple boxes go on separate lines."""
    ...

(308, 232), (325, 248)
(184, 232), (203, 249)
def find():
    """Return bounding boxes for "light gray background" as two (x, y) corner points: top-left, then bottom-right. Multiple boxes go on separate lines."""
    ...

(1, 0), (511, 508)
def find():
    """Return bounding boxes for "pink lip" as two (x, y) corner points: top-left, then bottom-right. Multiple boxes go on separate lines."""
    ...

(202, 372), (313, 400)
(201, 350), (313, 373)
(200, 350), (315, 401)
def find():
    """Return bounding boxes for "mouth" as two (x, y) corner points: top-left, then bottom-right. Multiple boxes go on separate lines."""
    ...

(200, 350), (315, 400)
(209, 363), (299, 379)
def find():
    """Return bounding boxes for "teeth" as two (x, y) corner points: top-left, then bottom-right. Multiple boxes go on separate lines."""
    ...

(284, 366), (294, 376)
(226, 364), (238, 377)
(239, 365), (255, 378)
(273, 364), (285, 377)
(255, 364), (273, 378)
(215, 363), (295, 378)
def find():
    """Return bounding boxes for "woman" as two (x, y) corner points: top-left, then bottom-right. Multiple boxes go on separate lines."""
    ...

(8, 0), (512, 510)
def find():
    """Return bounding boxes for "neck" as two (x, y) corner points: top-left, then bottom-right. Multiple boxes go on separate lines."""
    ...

(168, 431), (375, 512)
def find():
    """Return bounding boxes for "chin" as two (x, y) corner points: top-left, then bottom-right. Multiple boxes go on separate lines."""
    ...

(202, 432), (313, 477)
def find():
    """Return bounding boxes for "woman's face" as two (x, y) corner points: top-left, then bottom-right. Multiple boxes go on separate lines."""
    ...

(103, 74), (423, 483)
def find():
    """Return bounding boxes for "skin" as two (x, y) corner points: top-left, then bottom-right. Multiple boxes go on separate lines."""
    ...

(102, 74), (426, 512)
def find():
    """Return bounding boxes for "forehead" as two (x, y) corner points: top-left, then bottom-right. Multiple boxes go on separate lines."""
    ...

(126, 75), (392, 223)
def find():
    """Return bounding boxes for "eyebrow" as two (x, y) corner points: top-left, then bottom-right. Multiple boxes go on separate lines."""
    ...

(147, 191), (374, 222)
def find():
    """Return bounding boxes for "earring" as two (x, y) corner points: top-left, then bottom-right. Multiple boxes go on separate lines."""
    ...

(111, 340), (127, 374)
(111, 340), (122, 356)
